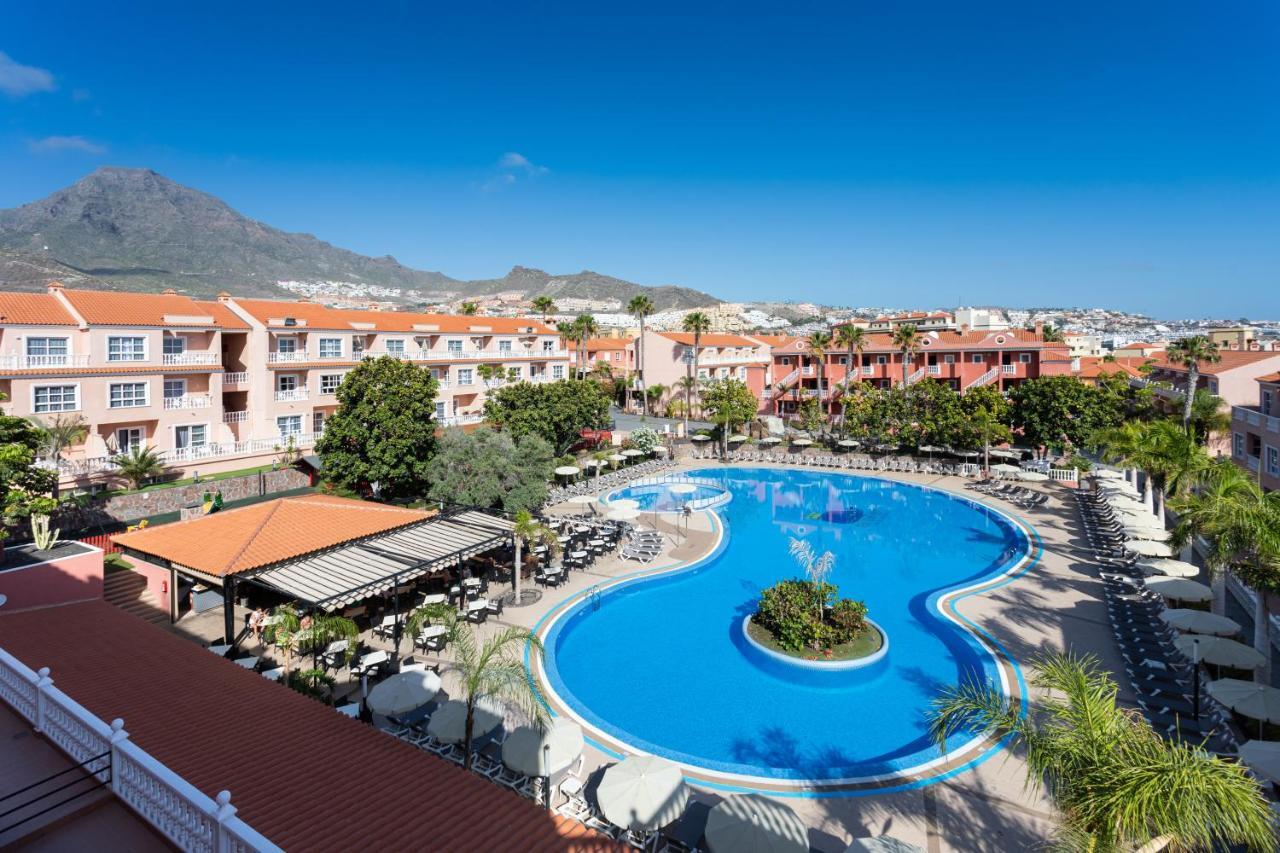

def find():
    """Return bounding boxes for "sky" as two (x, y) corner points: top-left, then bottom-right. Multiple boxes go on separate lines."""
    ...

(1, 1), (1277, 318)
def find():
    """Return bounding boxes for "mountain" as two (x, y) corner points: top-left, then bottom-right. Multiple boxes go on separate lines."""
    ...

(0, 167), (719, 311)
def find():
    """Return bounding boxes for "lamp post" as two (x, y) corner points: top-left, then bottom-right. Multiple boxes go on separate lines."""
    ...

(543, 743), (552, 811)
(1192, 637), (1201, 722)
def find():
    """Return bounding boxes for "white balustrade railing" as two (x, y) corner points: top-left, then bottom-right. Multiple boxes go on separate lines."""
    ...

(0, 650), (279, 851)
(167, 433), (319, 464)
(439, 413), (484, 427)
(927, 365), (941, 375)
(1001, 364), (1018, 374)
(906, 367), (925, 385)
(222, 410), (249, 423)
(274, 389), (308, 402)
(163, 394), (213, 410)
(1233, 405), (1280, 435)
(222, 372), (249, 385)
(861, 366), (874, 375)
(964, 367), (999, 390)
(1049, 468), (1078, 482)
(0, 353), (92, 370)
(162, 352), (221, 366)
(266, 351), (308, 364)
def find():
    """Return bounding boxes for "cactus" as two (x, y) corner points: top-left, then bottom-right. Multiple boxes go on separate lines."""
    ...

(30, 514), (59, 551)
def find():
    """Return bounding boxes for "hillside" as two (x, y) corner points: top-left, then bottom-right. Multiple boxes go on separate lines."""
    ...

(0, 167), (718, 310)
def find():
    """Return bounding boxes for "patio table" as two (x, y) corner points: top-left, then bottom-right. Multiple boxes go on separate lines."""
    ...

(588, 539), (605, 546)
(463, 578), (482, 588)
(419, 593), (447, 606)
(352, 650), (389, 677)
(467, 599), (488, 612)
(569, 550), (587, 559)
(418, 625), (448, 639)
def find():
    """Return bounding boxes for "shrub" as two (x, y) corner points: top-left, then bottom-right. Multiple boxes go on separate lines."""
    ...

(753, 578), (869, 652)
(629, 426), (659, 453)
(828, 599), (869, 643)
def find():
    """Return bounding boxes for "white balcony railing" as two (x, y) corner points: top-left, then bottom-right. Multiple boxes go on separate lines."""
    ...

(0, 649), (280, 852)
(1247, 456), (1261, 473)
(1001, 364), (1018, 374)
(274, 388), (308, 402)
(222, 371), (249, 385)
(162, 352), (221, 366)
(1233, 405), (1280, 435)
(360, 348), (570, 363)
(0, 353), (92, 370)
(700, 352), (767, 365)
(861, 365), (874, 375)
(439, 413), (485, 427)
(167, 433), (320, 464)
(222, 410), (249, 423)
(906, 367), (925, 385)
(927, 365), (941, 375)
(267, 351), (309, 364)
(163, 394), (213, 410)
(965, 367), (999, 390)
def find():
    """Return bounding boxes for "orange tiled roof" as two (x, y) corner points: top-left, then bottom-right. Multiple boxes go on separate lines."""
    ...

(58, 288), (244, 327)
(194, 300), (251, 330)
(569, 337), (633, 351)
(656, 331), (762, 348)
(1150, 349), (1280, 376)
(230, 299), (556, 335)
(0, 292), (78, 326)
(113, 494), (432, 577)
(1257, 372), (1280, 384)
(0, 601), (615, 853)
(1074, 356), (1147, 379)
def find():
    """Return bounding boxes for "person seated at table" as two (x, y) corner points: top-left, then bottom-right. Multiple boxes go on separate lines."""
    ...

(299, 614), (312, 632)
(248, 607), (266, 642)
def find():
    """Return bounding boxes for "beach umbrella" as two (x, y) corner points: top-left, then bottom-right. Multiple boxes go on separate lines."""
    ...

(760, 436), (782, 445)
(597, 755), (689, 832)
(691, 434), (712, 442)
(1208, 679), (1280, 728)
(837, 439), (859, 448)
(584, 459), (606, 468)
(1160, 609), (1241, 636)
(791, 438), (813, 447)
(610, 453), (628, 463)
(844, 838), (925, 853)
(427, 697), (504, 744)
(1140, 558), (1200, 579)
(651, 445), (669, 455)
(1145, 576), (1212, 603)
(501, 718), (585, 777)
(1123, 525), (1171, 542)
(609, 498), (641, 509)
(1094, 469), (1125, 480)
(1239, 741), (1280, 784)
(1016, 471), (1049, 482)
(607, 507), (642, 521)
(366, 669), (442, 717)
(569, 494), (600, 506)
(555, 465), (581, 477)
(1124, 539), (1172, 558)
(669, 483), (698, 496)
(728, 435), (749, 443)
(705, 794), (808, 853)
(1174, 635), (1265, 670)
(622, 448), (644, 457)
(991, 463), (1020, 475)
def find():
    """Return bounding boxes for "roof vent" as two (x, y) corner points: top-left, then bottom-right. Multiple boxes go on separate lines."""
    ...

(162, 288), (178, 296)
(284, 317), (297, 327)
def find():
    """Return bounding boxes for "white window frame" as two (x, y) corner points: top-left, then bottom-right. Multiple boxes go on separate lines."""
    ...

(277, 374), (299, 392)
(162, 335), (187, 355)
(318, 337), (343, 359)
(163, 379), (187, 399)
(319, 373), (343, 395)
(1233, 432), (1245, 458)
(552, 364), (565, 379)
(447, 339), (464, 354)
(508, 365), (523, 380)
(498, 339), (513, 354)
(1267, 445), (1279, 477)
(275, 335), (298, 353)
(174, 423), (209, 450)
(276, 415), (302, 437)
(542, 340), (555, 353)
(31, 383), (79, 413)
(457, 368), (474, 385)
(25, 336), (70, 357)
(435, 401), (446, 420)
(312, 411), (327, 434)
(943, 354), (955, 364)
(876, 355), (888, 365)
(107, 335), (148, 363)
(384, 338), (406, 355)
(108, 382), (149, 409)
(1019, 353), (1032, 364)
(115, 427), (143, 455)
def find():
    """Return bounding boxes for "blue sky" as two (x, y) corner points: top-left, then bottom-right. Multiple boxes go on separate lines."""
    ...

(2, 1), (1277, 318)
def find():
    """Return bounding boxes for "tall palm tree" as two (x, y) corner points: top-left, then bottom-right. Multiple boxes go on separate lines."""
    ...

(1039, 323), (1065, 343)
(892, 323), (920, 389)
(531, 295), (556, 323)
(450, 623), (547, 771)
(1095, 419), (1209, 519)
(1189, 389), (1231, 447)
(263, 603), (359, 687)
(834, 324), (867, 391)
(931, 651), (1275, 852)
(573, 314), (599, 379)
(31, 414), (88, 497)
(627, 295), (655, 417)
(806, 330), (833, 422)
(676, 375), (698, 434)
(510, 509), (557, 600)
(682, 311), (711, 419)
(558, 316), (582, 376)
(645, 383), (667, 415)
(459, 302), (479, 316)
(1166, 335), (1221, 431)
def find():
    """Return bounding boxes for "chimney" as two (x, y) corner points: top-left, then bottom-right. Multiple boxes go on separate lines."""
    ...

(959, 322), (969, 333)
(216, 291), (232, 303)
(46, 281), (64, 293)
(1034, 320), (1044, 337)
(162, 288), (177, 296)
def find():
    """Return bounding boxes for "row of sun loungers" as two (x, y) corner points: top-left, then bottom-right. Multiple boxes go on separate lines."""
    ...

(692, 447), (971, 475)
(545, 458), (676, 505)
(967, 480), (1049, 510)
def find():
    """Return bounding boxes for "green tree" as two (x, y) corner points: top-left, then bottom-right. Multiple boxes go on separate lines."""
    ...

(956, 385), (1013, 465)
(628, 295), (654, 417)
(315, 356), (439, 499)
(459, 301), (479, 315)
(806, 330), (833, 424)
(1039, 323), (1065, 342)
(531, 295), (556, 323)
(795, 397), (826, 438)
(892, 323), (920, 389)
(561, 314), (599, 378)
(644, 383), (666, 413)
(1010, 376), (1122, 455)
(31, 414), (88, 467)
(931, 652), (1274, 852)
(834, 324), (867, 392)
(450, 623), (547, 771)
(1187, 388), (1230, 445)
(1166, 335), (1221, 431)
(483, 379), (611, 454)
(510, 509), (557, 600)
(682, 311), (711, 417)
(700, 378), (759, 455)
(1094, 419), (1209, 515)
(110, 445), (166, 490)
(424, 427), (554, 513)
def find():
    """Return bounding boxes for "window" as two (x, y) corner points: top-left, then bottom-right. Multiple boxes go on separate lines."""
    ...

(876, 355), (888, 365)
(1019, 353), (1032, 364)
(508, 366), (523, 380)
(542, 340), (555, 353)
(552, 364), (565, 379)
(1267, 446), (1280, 477)
(613, 351), (622, 362)
(26, 337), (69, 359)
(277, 374), (298, 392)
(435, 401), (446, 420)
(447, 339), (463, 354)
(716, 367), (729, 379)
(498, 339), (513, 354)
(107, 336), (146, 362)
(972, 354), (984, 364)
(457, 368), (473, 385)
(385, 339), (405, 355)
(319, 374), (343, 394)
(276, 337), (297, 353)
(162, 336), (186, 355)
(174, 424), (207, 449)
(1234, 432), (1245, 458)
(313, 412), (326, 434)
(351, 335), (365, 356)
(943, 354), (955, 364)
(109, 382), (148, 408)
(698, 368), (709, 379)
(33, 385), (77, 413)
(115, 428), (143, 455)
(318, 338), (342, 359)
(163, 379), (186, 399)
(737, 366), (746, 379)
(1209, 379), (1219, 394)
(1264, 390), (1274, 416)
(277, 415), (302, 436)
(781, 357), (792, 366)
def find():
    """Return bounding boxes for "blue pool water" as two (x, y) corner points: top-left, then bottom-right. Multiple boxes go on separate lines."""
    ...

(608, 482), (723, 512)
(542, 467), (1033, 784)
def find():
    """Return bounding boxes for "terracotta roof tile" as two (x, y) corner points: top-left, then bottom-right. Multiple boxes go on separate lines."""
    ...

(1150, 350), (1280, 376)
(1073, 356), (1147, 379)
(656, 331), (763, 347)
(59, 289), (244, 327)
(0, 601), (617, 853)
(569, 337), (633, 351)
(0, 292), (78, 326)
(193, 300), (251, 330)
(1257, 372), (1280, 384)
(113, 494), (431, 577)
(229, 299), (557, 335)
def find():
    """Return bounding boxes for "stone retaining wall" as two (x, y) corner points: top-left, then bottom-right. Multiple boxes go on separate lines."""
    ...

(94, 467), (311, 523)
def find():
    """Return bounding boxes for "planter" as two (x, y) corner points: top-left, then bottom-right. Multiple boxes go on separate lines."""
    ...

(741, 614), (888, 671)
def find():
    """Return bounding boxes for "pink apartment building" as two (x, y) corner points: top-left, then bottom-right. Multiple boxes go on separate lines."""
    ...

(636, 331), (772, 413)
(0, 284), (570, 487)
(1230, 372), (1280, 492)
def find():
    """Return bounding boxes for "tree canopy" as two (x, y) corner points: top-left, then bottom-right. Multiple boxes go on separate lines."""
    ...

(700, 378), (759, 451)
(424, 427), (554, 513)
(482, 379), (611, 454)
(1009, 376), (1123, 453)
(315, 356), (439, 499)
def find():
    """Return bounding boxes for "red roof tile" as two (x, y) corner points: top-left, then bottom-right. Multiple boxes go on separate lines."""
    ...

(59, 289), (245, 327)
(230, 299), (556, 335)
(0, 292), (78, 326)
(0, 602), (615, 853)
(1074, 356), (1147, 379)
(656, 331), (763, 348)
(569, 337), (633, 351)
(1150, 350), (1280, 376)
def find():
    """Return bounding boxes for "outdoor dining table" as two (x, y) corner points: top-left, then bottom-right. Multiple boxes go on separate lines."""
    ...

(418, 625), (447, 639)
(419, 593), (447, 606)
(570, 550), (587, 559)
(352, 650), (389, 677)
(462, 578), (482, 588)
(557, 535), (571, 543)
(467, 599), (488, 612)
(588, 538), (605, 547)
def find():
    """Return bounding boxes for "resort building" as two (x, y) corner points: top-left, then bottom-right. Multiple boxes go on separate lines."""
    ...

(0, 284), (569, 488)
(952, 307), (1010, 332)
(864, 311), (954, 333)
(1111, 341), (1167, 359)
(766, 327), (1073, 416)
(1063, 332), (1104, 358)
(568, 337), (635, 376)
(1070, 356), (1148, 387)
(1230, 373), (1280, 492)
(1143, 350), (1280, 409)
(1209, 326), (1268, 352)
(636, 330), (772, 410)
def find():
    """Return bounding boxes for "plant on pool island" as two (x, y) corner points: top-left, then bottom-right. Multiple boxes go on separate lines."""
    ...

(753, 539), (869, 654)
(929, 651), (1275, 852)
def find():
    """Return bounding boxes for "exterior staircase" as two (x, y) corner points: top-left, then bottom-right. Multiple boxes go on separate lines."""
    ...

(905, 367), (926, 385)
(964, 367), (1000, 391)
(103, 564), (168, 626)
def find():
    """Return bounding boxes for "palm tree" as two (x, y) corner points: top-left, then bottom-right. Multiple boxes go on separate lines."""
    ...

(510, 509), (557, 601)
(558, 316), (582, 376)
(262, 603), (359, 687)
(645, 383), (667, 414)
(892, 323), (920, 389)
(1166, 335), (1221, 431)
(570, 314), (599, 378)
(1040, 323), (1065, 343)
(834, 324), (867, 392)
(450, 623), (547, 771)
(31, 414), (88, 496)
(676, 375), (698, 435)
(682, 311), (711, 419)
(531, 295), (556, 323)
(1095, 419), (1209, 520)
(806, 330), (833, 424)
(1189, 389), (1231, 446)
(459, 301), (479, 316)
(627, 295), (655, 417)
(111, 445), (166, 490)
(930, 651), (1275, 852)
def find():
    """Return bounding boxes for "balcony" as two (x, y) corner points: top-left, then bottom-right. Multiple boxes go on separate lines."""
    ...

(1001, 364), (1018, 375)
(439, 413), (485, 427)
(267, 351), (309, 364)
(162, 352), (221, 366)
(222, 410), (249, 423)
(700, 352), (767, 365)
(1247, 455), (1261, 473)
(222, 371), (249, 385)
(275, 388), (309, 402)
(1233, 405), (1280, 435)
(162, 394), (213, 410)
(0, 353), (92, 370)
(927, 365), (941, 375)
(53, 432), (321, 476)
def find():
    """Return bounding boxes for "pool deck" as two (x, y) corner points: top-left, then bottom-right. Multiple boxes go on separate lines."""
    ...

(170, 462), (1124, 851)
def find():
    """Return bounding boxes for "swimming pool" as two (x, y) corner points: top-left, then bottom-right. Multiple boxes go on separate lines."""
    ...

(607, 481), (726, 512)
(538, 467), (1037, 790)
